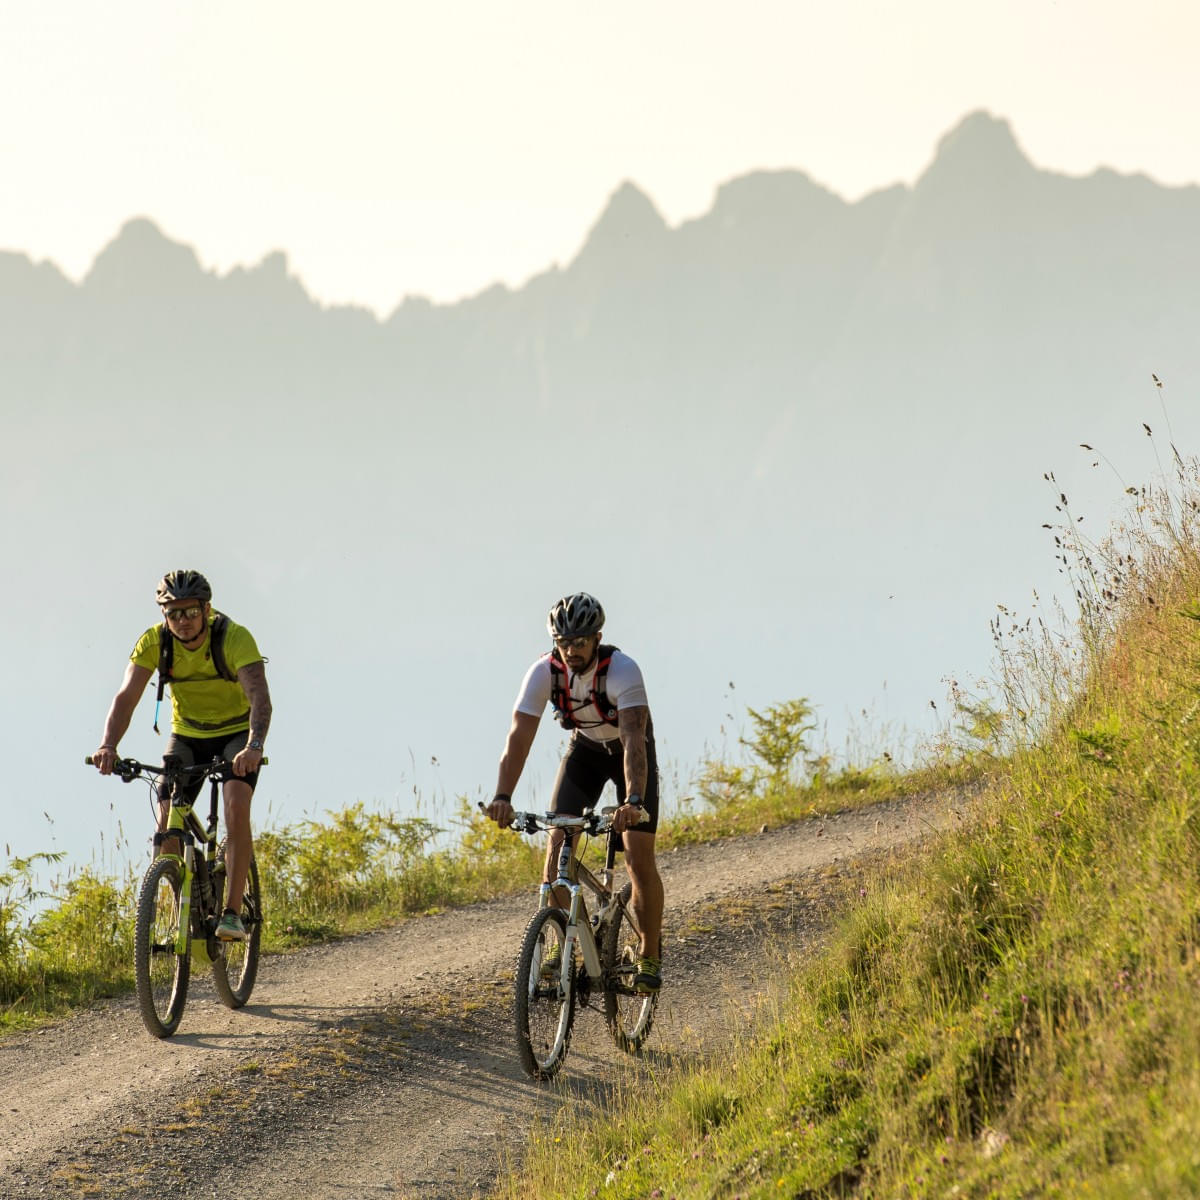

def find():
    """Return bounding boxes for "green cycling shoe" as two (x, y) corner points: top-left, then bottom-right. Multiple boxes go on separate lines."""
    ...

(216, 910), (247, 942)
(634, 955), (661, 994)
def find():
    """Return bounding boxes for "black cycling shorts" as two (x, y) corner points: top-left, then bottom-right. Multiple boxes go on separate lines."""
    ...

(160, 730), (259, 804)
(550, 720), (659, 841)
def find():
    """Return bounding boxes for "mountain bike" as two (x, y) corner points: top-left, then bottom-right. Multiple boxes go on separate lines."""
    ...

(86, 754), (264, 1038)
(502, 806), (659, 1080)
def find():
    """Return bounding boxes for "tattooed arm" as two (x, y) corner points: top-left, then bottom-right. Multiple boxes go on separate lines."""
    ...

(615, 705), (649, 832)
(232, 661), (272, 776)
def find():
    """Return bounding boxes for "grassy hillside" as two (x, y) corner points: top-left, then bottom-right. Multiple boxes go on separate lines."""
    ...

(491, 464), (1200, 1198)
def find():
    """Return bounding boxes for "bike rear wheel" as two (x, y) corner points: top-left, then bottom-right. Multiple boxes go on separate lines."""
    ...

(601, 882), (658, 1053)
(134, 856), (191, 1038)
(515, 907), (575, 1080)
(211, 847), (262, 1009)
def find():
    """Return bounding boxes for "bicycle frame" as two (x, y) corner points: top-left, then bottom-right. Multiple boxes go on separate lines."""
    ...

(158, 758), (227, 956)
(536, 812), (634, 993)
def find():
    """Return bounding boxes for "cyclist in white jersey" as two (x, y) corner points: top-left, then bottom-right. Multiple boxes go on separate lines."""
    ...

(487, 592), (664, 993)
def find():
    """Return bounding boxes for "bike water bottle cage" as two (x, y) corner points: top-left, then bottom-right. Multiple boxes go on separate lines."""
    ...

(548, 643), (620, 729)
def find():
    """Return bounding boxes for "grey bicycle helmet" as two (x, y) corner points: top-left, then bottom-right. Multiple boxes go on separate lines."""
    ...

(156, 569), (212, 605)
(547, 592), (605, 640)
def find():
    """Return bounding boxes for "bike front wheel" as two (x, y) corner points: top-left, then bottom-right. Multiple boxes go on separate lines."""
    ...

(515, 907), (576, 1080)
(211, 846), (262, 1009)
(134, 856), (191, 1038)
(601, 882), (658, 1054)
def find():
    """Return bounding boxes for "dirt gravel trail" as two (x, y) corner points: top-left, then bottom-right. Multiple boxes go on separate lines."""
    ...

(0, 791), (972, 1198)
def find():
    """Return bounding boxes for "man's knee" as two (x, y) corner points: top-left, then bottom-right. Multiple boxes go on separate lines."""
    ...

(623, 833), (659, 879)
(223, 778), (253, 809)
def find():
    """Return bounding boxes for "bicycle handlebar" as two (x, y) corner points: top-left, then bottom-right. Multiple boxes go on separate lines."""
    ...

(476, 802), (646, 835)
(516, 810), (605, 835)
(85, 755), (268, 782)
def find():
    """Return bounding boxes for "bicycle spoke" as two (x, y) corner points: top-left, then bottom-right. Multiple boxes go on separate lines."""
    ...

(134, 857), (190, 1038)
(515, 908), (576, 1079)
(211, 848), (262, 1009)
(602, 884), (658, 1053)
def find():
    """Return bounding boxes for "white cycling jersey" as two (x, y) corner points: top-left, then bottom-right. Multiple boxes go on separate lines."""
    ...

(514, 649), (649, 744)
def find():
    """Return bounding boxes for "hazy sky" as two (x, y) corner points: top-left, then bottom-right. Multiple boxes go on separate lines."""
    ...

(2, 1), (1197, 314)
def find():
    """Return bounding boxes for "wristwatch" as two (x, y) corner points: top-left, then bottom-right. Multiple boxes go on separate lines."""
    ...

(248, 739), (264, 751)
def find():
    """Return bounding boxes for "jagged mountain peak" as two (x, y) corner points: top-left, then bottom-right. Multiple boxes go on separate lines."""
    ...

(919, 109), (1035, 189)
(594, 180), (667, 233)
(710, 169), (844, 221)
(83, 216), (207, 295)
(570, 180), (668, 271)
(0, 249), (72, 301)
(881, 110), (1042, 248)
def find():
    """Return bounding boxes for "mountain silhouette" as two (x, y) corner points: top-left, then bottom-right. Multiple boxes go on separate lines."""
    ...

(84, 217), (210, 296)
(3, 109), (1199, 874)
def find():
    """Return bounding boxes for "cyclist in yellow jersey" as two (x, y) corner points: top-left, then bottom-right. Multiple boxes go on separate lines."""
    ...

(91, 570), (272, 942)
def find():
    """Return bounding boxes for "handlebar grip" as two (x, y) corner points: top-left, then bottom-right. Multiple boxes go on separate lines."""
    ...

(84, 754), (121, 767)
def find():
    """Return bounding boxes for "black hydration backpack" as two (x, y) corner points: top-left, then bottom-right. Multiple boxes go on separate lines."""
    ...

(153, 612), (236, 731)
(548, 643), (619, 729)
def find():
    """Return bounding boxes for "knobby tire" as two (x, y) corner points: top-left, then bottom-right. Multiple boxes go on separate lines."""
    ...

(211, 847), (262, 1009)
(134, 856), (190, 1038)
(601, 881), (658, 1053)
(515, 907), (575, 1080)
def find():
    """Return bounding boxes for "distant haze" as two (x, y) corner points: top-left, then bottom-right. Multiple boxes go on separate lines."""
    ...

(3, 111), (1198, 876)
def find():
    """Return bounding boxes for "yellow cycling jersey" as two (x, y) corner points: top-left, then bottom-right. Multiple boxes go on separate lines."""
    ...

(131, 615), (263, 736)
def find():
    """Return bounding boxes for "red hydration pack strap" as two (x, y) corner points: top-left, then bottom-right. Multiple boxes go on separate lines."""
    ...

(548, 644), (619, 729)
